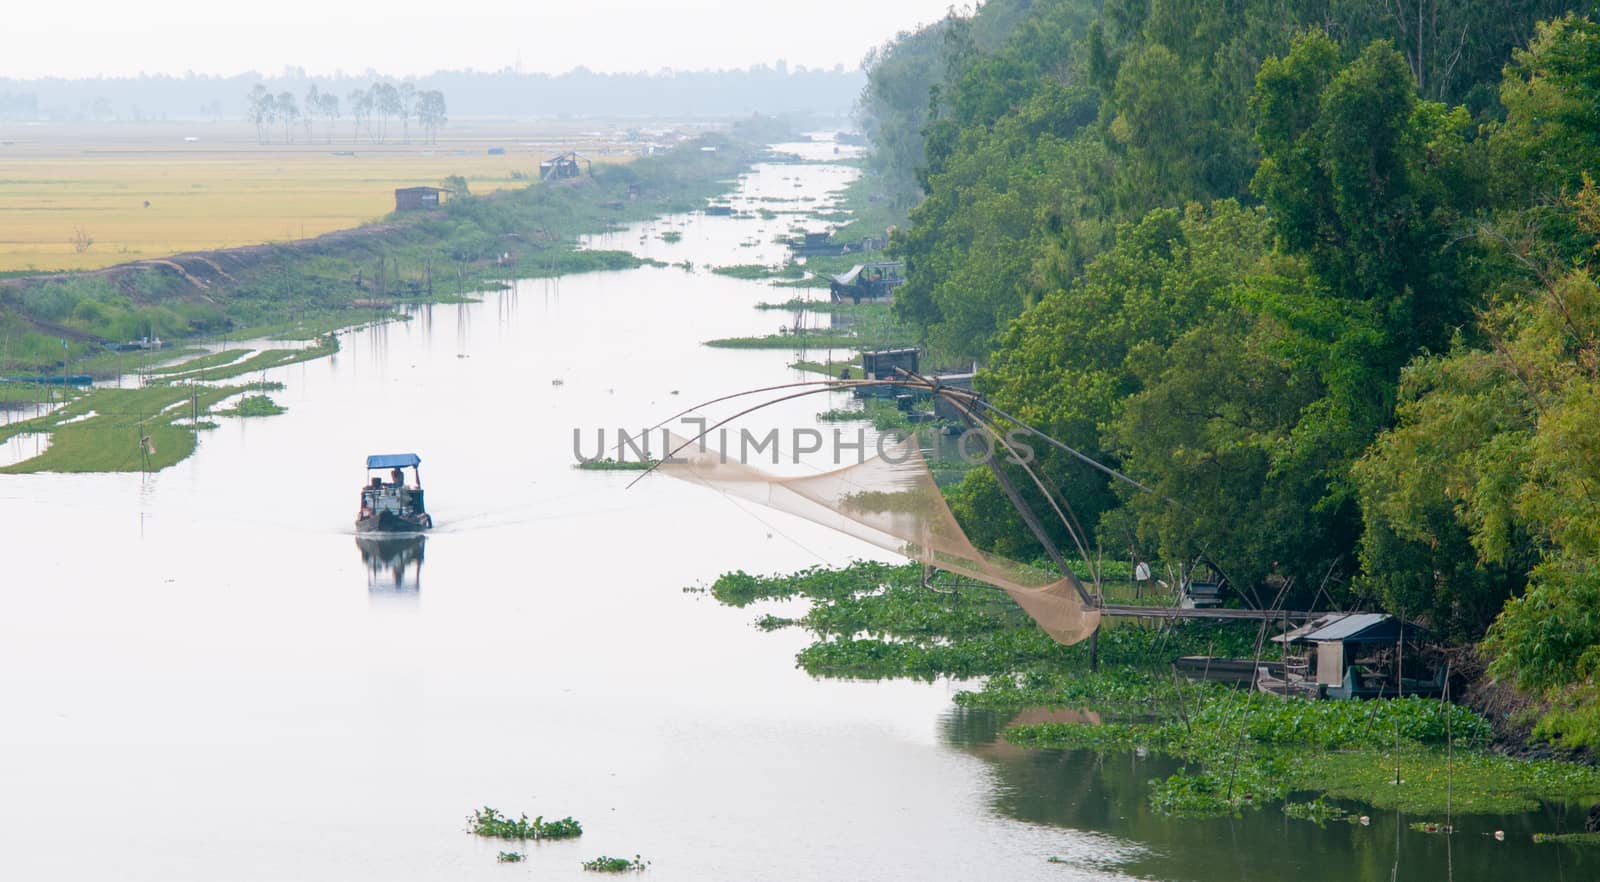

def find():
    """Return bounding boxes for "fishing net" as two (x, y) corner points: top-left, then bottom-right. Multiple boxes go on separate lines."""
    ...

(656, 430), (1100, 645)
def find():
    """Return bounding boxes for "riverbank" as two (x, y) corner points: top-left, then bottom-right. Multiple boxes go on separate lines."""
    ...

(700, 560), (1600, 834)
(0, 115), (793, 374)
(0, 116), (797, 472)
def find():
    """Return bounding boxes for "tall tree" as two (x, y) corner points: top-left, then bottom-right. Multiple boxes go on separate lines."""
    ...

(415, 90), (447, 144)
(347, 87), (372, 143)
(318, 91), (340, 143)
(303, 84), (320, 142)
(274, 91), (299, 144)
(246, 84), (272, 143)
(370, 82), (400, 143)
(397, 82), (416, 143)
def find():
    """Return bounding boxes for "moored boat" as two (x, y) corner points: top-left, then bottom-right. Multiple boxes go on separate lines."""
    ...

(357, 453), (432, 533)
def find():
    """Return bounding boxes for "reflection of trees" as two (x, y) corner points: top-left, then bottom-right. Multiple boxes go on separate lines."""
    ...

(937, 706), (1587, 882)
(356, 535), (425, 593)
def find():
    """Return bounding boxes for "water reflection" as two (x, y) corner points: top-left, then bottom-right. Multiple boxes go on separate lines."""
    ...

(355, 534), (426, 594)
(940, 706), (1599, 882)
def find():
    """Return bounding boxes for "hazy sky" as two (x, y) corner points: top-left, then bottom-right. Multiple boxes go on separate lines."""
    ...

(9, 0), (958, 79)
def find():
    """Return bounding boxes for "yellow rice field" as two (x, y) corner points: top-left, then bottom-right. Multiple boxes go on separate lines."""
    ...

(0, 120), (642, 272)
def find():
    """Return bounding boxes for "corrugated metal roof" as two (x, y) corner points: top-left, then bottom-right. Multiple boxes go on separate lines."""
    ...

(367, 453), (421, 469)
(1302, 612), (1392, 642)
(1271, 613), (1347, 644)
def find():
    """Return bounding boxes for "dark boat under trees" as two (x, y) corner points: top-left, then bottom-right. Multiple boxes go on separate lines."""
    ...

(357, 453), (432, 533)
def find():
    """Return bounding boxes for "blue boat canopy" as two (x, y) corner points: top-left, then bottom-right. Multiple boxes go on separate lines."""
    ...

(366, 453), (421, 470)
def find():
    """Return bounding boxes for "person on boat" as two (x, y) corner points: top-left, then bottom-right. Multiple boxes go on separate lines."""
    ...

(390, 468), (404, 488)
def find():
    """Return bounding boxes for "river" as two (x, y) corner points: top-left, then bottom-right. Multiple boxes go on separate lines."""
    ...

(0, 136), (1593, 881)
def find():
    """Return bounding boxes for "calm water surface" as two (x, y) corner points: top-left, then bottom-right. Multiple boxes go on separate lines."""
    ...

(1, 138), (1593, 881)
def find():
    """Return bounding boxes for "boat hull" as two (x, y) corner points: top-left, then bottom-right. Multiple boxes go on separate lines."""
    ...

(356, 509), (432, 534)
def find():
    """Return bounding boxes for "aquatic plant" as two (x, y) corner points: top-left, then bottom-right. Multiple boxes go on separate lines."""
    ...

(756, 299), (865, 313)
(707, 562), (1273, 680)
(467, 807), (583, 841)
(213, 394), (285, 417)
(1534, 831), (1600, 846)
(1283, 797), (1352, 825)
(1007, 694), (1600, 817)
(790, 358), (861, 378)
(712, 264), (803, 280)
(816, 399), (914, 432)
(575, 457), (657, 471)
(496, 851), (525, 863)
(582, 855), (649, 872)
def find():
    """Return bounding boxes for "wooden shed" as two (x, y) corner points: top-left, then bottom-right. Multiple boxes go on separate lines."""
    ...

(394, 186), (450, 212)
(540, 151), (587, 181)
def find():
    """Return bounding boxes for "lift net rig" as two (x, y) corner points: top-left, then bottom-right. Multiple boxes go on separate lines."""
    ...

(633, 372), (1106, 646)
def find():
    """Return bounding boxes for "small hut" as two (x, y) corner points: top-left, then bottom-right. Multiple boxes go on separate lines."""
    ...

(930, 372), (975, 422)
(540, 151), (586, 181)
(862, 348), (920, 382)
(394, 186), (450, 212)
(1271, 613), (1440, 698)
(829, 261), (905, 303)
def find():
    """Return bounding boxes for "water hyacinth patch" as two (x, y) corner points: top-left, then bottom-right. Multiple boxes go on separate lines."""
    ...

(468, 807), (584, 840)
(582, 854), (649, 872)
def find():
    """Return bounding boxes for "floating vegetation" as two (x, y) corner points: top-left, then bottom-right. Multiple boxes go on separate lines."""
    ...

(1283, 797), (1354, 825)
(467, 807), (584, 841)
(816, 399), (914, 432)
(1006, 696), (1600, 817)
(575, 457), (658, 471)
(702, 559), (1600, 818)
(706, 563), (1264, 679)
(582, 855), (649, 873)
(658, 231), (682, 244)
(755, 298), (857, 312)
(213, 394), (285, 417)
(791, 359), (861, 378)
(704, 332), (877, 349)
(496, 851), (525, 863)
(1534, 831), (1600, 846)
(770, 276), (831, 289)
(711, 263), (803, 280)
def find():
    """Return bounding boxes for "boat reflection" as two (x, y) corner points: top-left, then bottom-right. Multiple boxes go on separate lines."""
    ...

(355, 534), (426, 594)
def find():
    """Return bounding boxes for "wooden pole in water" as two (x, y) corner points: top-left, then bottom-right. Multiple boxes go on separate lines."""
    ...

(1169, 663), (1192, 734)
(1395, 607), (1405, 788)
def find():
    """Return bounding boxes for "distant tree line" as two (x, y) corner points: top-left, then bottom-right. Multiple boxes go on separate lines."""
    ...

(246, 81), (446, 144)
(0, 65), (860, 123)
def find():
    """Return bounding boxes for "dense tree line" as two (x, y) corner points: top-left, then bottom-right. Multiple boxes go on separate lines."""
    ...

(860, 0), (1600, 746)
